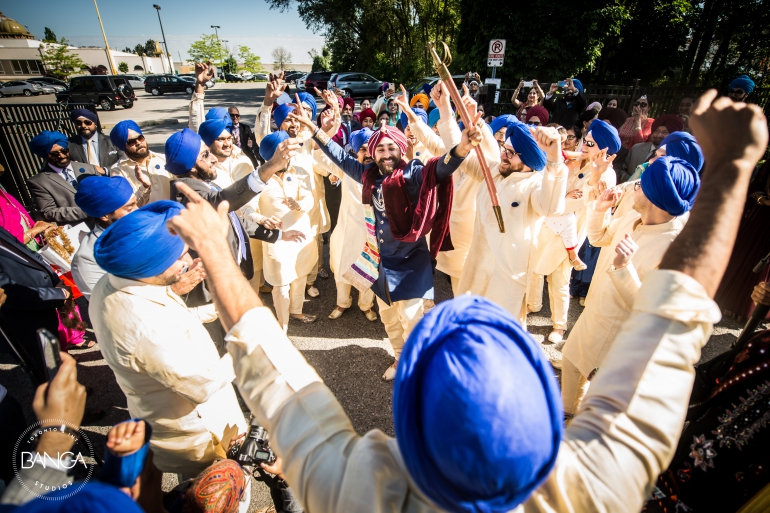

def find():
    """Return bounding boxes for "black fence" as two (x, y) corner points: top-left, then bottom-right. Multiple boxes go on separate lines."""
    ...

(486, 81), (770, 120)
(0, 103), (96, 211)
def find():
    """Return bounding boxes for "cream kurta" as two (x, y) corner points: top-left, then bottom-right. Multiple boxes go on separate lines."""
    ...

(210, 146), (254, 192)
(563, 207), (686, 377)
(110, 152), (170, 204)
(258, 168), (316, 286)
(226, 269), (722, 513)
(89, 274), (246, 477)
(291, 130), (331, 236)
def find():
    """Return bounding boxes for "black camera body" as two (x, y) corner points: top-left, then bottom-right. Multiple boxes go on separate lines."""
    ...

(228, 418), (276, 470)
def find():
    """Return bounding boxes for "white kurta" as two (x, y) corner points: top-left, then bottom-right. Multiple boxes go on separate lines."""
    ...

(89, 275), (246, 478)
(226, 269), (722, 513)
(109, 152), (170, 204)
(258, 168), (317, 286)
(210, 146), (254, 192)
(563, 207), (686, 377)
(292, 130), (331, 236)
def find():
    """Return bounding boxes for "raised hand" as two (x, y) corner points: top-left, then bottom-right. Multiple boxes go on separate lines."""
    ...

(170, 257), (206, 295)
(392, 86), (415, 122)
(531, 125), (562, 163)
(134, 164), (151, 189)
(264, 73), (287, 107)
(319, 108), (336, 133)
(195, 61), (214, 88)
(549, 83), (559, 94)
(460, 83), (478, 122)
(613, 234), (639, 269)
(457, 112), (483, 157)
(595, 187), (622, 212)
(590, 149), (616, 178)
(315, 87), (339, 112)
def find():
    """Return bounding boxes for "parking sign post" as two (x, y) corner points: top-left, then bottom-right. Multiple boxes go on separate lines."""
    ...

(487, 39), (506, 79)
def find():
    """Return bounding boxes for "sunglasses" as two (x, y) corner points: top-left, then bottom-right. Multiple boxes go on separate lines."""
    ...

(527, 120), (541, 126)
(229, 113), (241, 118)
(48, 148), (70, 157)
(727, 89), (745, 96)
(75, 119), (95, 126)
(126, 134), (146, 145)
(501, 147), (521, 159)
(634, 181), (641, 190)
(633, 102), (648, 107)
(583, 139), (596, 147)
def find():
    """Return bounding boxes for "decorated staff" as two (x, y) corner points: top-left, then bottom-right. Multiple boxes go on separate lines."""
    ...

(429, 41), (505, 233)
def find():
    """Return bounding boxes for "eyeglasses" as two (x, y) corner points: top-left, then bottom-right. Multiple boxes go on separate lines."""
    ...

(48, 148), (70, 157)
(75, 119), (95, 126)
(527, 120), (541, 126)
(633, 102), (648, 107)
(566, 135), (577, 140)
(229, 113), (240, 118)
(634, 181), (641, 190)
(727, 89), (745, 96)
(126, 134), (145, 146)
(501, 147), (520, 159)
(198, 150), (211, 160)
(583, 139), (596, 147)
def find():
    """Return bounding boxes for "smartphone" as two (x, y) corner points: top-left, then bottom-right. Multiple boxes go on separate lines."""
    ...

(37, 328), (62, 382)
(523, 81), (533, 88)
(557, 81), (567, 88)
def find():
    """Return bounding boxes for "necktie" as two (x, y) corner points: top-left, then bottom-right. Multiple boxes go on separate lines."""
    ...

(63, 167), (78, 189)
(87, 140), (98, 165)
(208, 183), (247, 262)
(232, 125), (241, 147)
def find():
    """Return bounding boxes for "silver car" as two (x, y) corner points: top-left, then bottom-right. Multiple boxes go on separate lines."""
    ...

(25, 77), (67, 92)
(121, 74), (146, 90)
(327, 73), (384, 97)
(0, 80), (45, 97)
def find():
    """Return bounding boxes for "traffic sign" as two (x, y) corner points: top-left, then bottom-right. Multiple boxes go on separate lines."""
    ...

(488, 39), (506, 67)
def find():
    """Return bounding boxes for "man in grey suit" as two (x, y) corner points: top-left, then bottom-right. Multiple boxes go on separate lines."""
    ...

(26, 131), (103, 225)
(621, 114), (685, 182)
(66, 108), (121, 168)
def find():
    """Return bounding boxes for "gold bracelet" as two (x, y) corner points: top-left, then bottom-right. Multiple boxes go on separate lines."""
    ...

(314, 129), (331, 146)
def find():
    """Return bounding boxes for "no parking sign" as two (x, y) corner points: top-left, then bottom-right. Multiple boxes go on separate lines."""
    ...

(488, 39), (506, 67)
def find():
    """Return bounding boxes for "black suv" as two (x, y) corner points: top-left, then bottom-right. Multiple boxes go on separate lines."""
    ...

(304, 72), (335, 94)
(144, 75), (195, 96)
(56, 75), (135, 111)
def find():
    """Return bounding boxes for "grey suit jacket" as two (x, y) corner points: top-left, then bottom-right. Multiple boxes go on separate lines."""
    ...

(623, 142), (656, 181)
(67, 132), (121, 168)
(26, 161), (100, 225)
(0, 464), (73, 506)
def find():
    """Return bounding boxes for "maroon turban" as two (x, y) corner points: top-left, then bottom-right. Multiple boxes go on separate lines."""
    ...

(597, 107), (629, 130)
(651, 114), (685, 136)
(360, 108), (376, 123)
(342, 97), (355, 110)
(368, 126), (408, 158)
(525, 106), (550, 126)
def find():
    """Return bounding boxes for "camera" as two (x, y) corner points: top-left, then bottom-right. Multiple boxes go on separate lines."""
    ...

(227, 418), (276, 470)
(522, 81), (533, 88)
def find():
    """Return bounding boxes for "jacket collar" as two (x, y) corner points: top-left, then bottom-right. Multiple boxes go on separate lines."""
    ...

(107, 274), (186, 308)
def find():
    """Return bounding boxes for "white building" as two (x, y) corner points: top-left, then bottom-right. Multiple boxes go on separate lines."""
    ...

(0, 12), (172, 80)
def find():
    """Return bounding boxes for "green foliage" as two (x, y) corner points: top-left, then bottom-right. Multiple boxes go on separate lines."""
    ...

(40, 38), (87, 80)
(118, 61), (129, 73)
(272, 46), (292, 70)
(144, 39), (159, 56)
(238, 46), (264, 73)
(43, 27), (57, 43)
(309, 46), (331, 72)
(223, 55), (238, 73)
(189, 34), (226, 64)
(133, 44), (145, 56)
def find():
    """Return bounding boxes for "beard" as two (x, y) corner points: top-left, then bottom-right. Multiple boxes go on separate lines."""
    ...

(342, 113), (352, 122)
(193, 161), (217, 182)
(376, 156), (399, 175)
(126, 145), (150, 162)
(499, 158), (524, 177)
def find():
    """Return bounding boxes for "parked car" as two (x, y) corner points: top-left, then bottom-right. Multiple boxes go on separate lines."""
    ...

(223, 73), (243, 82)
(239, 71), (254, 81)
(304, 71), (334, 95)
(25, 77), (67, 92)
(253, 73), (269, 81)
(144, 74), (194, 96)
(0, 80), (47, 97)
(283, 71), (305, 83)
(178, 73), (215, 88)
(327, 73), (384, 97)
(408, 75), (465, 96)
(56, 75), (135, 110)
(120, 74), (145, 89)
(295, 73), (308, 91)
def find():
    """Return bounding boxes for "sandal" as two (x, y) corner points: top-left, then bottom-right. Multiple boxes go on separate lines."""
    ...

(68, 340), (96, 350)
(290, 314), (317, 323)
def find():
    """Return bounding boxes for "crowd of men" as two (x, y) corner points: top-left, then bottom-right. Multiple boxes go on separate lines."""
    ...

(0, 65), (768, 513)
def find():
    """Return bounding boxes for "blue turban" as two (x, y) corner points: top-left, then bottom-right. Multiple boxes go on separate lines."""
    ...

(571, 78), (583, 94)
(393, 295), (562, 513)
(490, 114), (517, 135)
(260, 131), (289, 161)
(109, 120), (142, 151)
(428, 108), (440, 128)
(70, 107), (100, 129)
(350, 128), (373, 153)
(273, 104), (296, 130)
(660, 132), (704, 173)
(641, 156), (700, 216)
(205, 107), (233, 128)
(401, 108), (428, 128)
(274, 92), (292, 106)
(75, 175), (134, 218)
(198, 118), (231, 147)
(297, 92), (317, 119)
(729, 74), (755, 95)
(17, 482), (143, 513)
(164, 128), (202, 175)
(94, 200), (186, 279)
(506, 121), (547, 171)
(29, 130), (69, 158)
(587, 119), (621, 155)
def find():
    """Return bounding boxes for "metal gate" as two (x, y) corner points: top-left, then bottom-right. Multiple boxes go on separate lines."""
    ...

(0, 103), (97, 212)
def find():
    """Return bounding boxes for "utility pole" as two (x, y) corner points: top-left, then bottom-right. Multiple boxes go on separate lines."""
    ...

(211, 25), (221, 66)
(153, 5), (173, 74)
(92, 0), (117, 74)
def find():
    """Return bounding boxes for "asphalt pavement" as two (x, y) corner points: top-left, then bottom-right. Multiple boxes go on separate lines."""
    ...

(0, 83), (751, 511)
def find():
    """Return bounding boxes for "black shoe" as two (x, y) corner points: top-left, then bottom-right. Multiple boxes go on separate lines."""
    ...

(81, 408), (106, 425)
(318, 267), (330, 279)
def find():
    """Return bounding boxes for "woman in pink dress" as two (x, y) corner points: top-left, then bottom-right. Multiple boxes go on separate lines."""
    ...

(618, 95), (654, 149)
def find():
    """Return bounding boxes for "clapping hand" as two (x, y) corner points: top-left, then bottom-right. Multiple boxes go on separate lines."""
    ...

(170, 258), (206, 295)
(590, 149), (616, 178)
(595, 187), (622, 212)
(613, 234), (638, 269)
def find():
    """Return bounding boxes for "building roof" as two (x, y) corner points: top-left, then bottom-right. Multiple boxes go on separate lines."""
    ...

(0, 12), (34, 39)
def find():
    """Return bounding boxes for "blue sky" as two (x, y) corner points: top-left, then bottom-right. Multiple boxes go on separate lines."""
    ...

(1, 0), (324, 64)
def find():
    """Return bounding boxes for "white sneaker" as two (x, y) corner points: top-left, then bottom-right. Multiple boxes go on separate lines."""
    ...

(547, 330), (564, 343)
(549, 358), (563, 370)
(382, 362), (398, 381)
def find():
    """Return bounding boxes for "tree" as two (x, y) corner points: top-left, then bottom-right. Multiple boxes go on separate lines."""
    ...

(133, 44), (145, 56)
(43, 27), (57, 43)
(144, 39), (159, 57)
(189, 34), (226, 64)
(118, 61), (129, 73)
(223, 55), (238, 74)
(309, 46), (331, 72)
(238, 45), (264, 73)
(272, 46), (292, 70)
(39, 38), (87, 80)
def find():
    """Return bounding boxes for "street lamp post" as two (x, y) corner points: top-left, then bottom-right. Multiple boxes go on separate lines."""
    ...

(153, 5), (173, 74)
(211, 25), (222, 67)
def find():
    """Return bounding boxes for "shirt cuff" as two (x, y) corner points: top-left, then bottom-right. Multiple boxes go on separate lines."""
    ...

(545, 93), (553, 100)
(247, 172), (267, 195)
